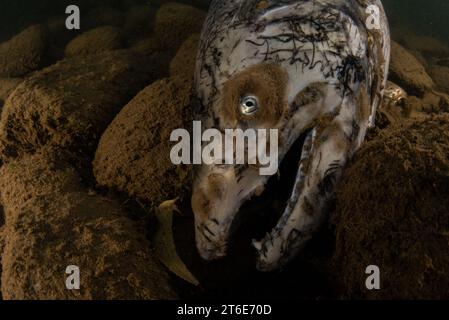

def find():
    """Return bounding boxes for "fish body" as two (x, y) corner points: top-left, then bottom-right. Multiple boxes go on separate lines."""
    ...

(192, 0), (390, 271)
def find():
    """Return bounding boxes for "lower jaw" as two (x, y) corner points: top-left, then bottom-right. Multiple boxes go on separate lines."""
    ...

(222, 130), (311, 257)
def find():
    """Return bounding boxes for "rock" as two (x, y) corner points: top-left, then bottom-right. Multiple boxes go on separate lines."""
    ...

(409, 50), (429, 70)
(0, 223), (3, 299)
(404, 91), (449, 115)
(154, 2), (206, 50)
(0, 78), (22, 107)
(400, 35), (449, 59)
(169, 33), (200, 80)
(131, 36), (165, 55)
(429, 65), (449, 94)
(0, 50), (163, 163)
(0, 150), (176, 300)
(423, 91), (449, 114)
(0, 25), (48, 77)
(94, 77), (193, 206)
(129, 38), (174, 75)
(404, 95), (425, 114)
(124, 4), (156, 38)
(65, 26), (125, 57)
(389, 41), (434, 96)
(85, 7), (124, 29)
(332, 115), (449, 299)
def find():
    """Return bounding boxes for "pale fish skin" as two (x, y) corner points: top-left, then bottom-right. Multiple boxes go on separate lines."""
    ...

(192, 0), (390, 271)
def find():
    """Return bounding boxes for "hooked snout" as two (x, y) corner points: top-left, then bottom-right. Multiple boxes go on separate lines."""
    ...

(192, 172), (235, 260)
(195, 217), (229, 260)
(192, 167), (266, 260)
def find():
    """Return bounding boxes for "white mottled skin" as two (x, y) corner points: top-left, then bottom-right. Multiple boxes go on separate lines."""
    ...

(193, 0), (390, 270)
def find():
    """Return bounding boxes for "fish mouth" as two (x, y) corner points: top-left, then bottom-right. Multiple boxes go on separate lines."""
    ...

(225, 129), (312, 260)
(192, 128), (311, 263)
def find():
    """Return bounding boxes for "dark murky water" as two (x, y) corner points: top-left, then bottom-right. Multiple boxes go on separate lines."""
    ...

(1, 1), (449, 43)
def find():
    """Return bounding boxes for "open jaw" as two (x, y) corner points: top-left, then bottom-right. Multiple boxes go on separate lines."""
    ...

(192, 128), (314, 270)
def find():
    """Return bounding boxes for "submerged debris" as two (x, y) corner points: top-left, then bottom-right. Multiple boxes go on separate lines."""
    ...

(153, 199), (200, 286)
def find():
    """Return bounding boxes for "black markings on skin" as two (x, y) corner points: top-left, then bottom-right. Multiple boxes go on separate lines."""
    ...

(318, 159), (341, 197)
(278, 228), (303, 266)
(193, 96), (208, 121)
(337, 55), (366, 95)
(196, 0), (384, 122)
(349, 118), (361, 144)
(204, 225), (216, 237)
(292, 83), (324, 111)
(198, 225), (213, 243)
(240, 11), (356, 91)
(235, 164), (248, 181)
(212, 47), (222, 69)
(255, 227), (304, 270)
(197, 0), (370, 115)
(286, 228), (303, 250)
(203, 233), (213, 243)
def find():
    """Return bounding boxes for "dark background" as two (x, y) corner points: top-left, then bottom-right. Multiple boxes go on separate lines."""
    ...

(0, 0), (448, 42)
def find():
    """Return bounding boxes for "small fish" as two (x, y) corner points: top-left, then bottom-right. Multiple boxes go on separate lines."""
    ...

(384, 81), (407, 107)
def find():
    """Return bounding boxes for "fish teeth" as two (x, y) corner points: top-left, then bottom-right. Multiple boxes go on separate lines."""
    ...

(252, 239), (262, 251)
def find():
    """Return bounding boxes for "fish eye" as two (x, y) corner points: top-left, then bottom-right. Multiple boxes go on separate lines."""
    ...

(240, 95), (259, 116)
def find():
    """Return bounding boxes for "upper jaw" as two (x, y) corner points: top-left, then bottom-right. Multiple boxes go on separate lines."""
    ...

(194, 208), (234, 260)
(192, 166), (269, 260)
(195, 221), (230, 260)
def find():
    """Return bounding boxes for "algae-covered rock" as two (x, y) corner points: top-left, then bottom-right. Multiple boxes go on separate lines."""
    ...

(0, 150), (176, 300)
(65, 26), (125, 57)
(154, 2), (206, 50)
(0, 78), (22, 107)
(0, 50), (163, 162)
(390, 41), (434, 96)
(169, 33), (200, 80)
(94, 77), (193, 206)
(131, 36), (166, 55)
(0, 25), (49, 77)
(429, 65), (449, 94)
(332, 115), (449, 299)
